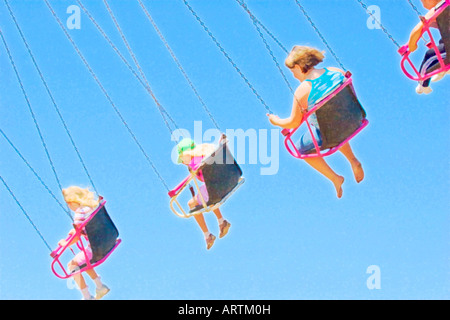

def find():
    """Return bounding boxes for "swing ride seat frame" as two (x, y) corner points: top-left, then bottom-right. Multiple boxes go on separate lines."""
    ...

(281, 71), (368, 159)
(398, 0), (450, 82)
(50, 199), (121, 280)
(168, 137), (244, 218)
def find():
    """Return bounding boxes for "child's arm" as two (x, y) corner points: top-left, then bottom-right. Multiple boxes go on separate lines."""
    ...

(58, 228), (80, 247)
(267, 82), (310, 129)
(408, 21), (424, 52)
(408, 8), (437, 52)
(191, 144), (215, 157)
(182, 144), (215, 162)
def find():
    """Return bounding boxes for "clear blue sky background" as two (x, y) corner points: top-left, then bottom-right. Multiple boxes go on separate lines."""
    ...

(0, 0), (448, 300)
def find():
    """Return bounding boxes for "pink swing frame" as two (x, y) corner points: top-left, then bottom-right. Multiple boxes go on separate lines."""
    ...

(281, 72), (368, 159)
(50, 199), (121, 280)
(398, 0), (449, 82)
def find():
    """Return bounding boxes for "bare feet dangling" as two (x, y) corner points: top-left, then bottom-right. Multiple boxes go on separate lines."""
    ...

(352, 161), (364, 183)
(334, 176), (345, 198)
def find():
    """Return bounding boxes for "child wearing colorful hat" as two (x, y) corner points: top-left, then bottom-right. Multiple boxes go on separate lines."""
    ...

(177, 138), (231, 250)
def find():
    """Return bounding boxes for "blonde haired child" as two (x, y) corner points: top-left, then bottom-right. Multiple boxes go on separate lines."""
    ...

(58, 186), (110, 300)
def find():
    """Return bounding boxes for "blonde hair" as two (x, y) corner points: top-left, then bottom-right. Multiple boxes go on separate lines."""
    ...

(62, 186), (99, 208)
(285, 46), (324, 73)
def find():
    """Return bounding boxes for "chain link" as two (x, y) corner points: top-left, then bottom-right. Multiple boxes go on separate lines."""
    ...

(407, 0), (423, 17)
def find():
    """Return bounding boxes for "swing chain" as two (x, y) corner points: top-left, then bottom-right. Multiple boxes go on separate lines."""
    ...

(183, 0), (273, 114)
(0, 175), (53, 252)
(294, 0), (347, 71)
(236, 0), (295, 95)
(356, 0), (401, 48)
(407, 0), (423, 17)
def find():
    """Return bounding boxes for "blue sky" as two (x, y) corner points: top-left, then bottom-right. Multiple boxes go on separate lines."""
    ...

(0, 0), (448, 300)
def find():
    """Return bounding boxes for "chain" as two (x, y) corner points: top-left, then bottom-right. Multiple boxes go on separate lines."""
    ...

(294, 0), (347, 71)
(356, 0), (400, 48)
(183, 0), (273, 114)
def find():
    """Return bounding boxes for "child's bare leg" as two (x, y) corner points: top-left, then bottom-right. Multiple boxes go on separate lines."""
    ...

(304, 157), (344, 198)
(68, 260), (93, 299)
(193, 213), (209, 234)
(189, 197), (216, 249)
(212, 208), (223, 221)
(85, 268), (109, 299)
(86, 268), (99, 281)
(189, 198), (208, 233)
(69, 261), (87, 289)
(339, 142), (364, 183)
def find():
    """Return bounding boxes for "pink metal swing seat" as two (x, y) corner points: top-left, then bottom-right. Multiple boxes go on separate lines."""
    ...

(398, 0), (450, 82)
(50, 199), (121, 279)
(282, 71), (368, 159)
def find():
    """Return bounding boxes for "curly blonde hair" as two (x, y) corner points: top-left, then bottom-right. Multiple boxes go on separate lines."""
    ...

(285, 46), (324, 73)
(62, 186), (99, 208)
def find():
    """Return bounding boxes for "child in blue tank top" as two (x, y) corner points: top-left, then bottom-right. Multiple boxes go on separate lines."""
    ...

(268, 46), (364, 198)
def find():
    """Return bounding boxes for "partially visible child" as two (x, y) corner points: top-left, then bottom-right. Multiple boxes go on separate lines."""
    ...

(408, 0), (448, 94)
(58, 186), (110, 300)
(176, 137), (231, 250)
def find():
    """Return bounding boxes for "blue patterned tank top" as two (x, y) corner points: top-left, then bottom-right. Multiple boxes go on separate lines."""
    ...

(305, 68), (345, 128)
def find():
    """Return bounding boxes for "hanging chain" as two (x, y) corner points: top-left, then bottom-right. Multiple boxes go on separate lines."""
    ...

(44, 0), (170, 191)
(183, 0), (273, 114)
(0, 127), (71, 219)
(0, 27), (63, 192)
(137, 0), (222, 131)
(4, 0), (98, 194)
(0, 174), (52, 252)
(77, 0), (179, 137)
(356, 0), (401, 48)
(407, 0), (423, 17)
(294, 0), (347, 71)
(236, 0), (295, 95)
(101, 0), (178, 135)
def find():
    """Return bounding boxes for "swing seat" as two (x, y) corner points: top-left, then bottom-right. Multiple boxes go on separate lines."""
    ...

(282, 72), (368, 159)
(399, 0), (450, 82)
(50, 199), (121, 279)
(168, 136), (244, 218)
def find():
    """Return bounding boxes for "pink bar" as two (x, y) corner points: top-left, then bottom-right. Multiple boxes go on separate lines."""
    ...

(168, 156), (204, 198)
(168, 175), (191, 197)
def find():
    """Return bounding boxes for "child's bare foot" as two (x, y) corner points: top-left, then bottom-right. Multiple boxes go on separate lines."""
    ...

(334, 176), (344, 198)
(351, 162), (364, 183)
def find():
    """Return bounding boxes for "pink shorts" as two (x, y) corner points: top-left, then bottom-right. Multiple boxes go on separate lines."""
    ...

(71, 246), (93, 268)
(196, 184), (209, 205)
